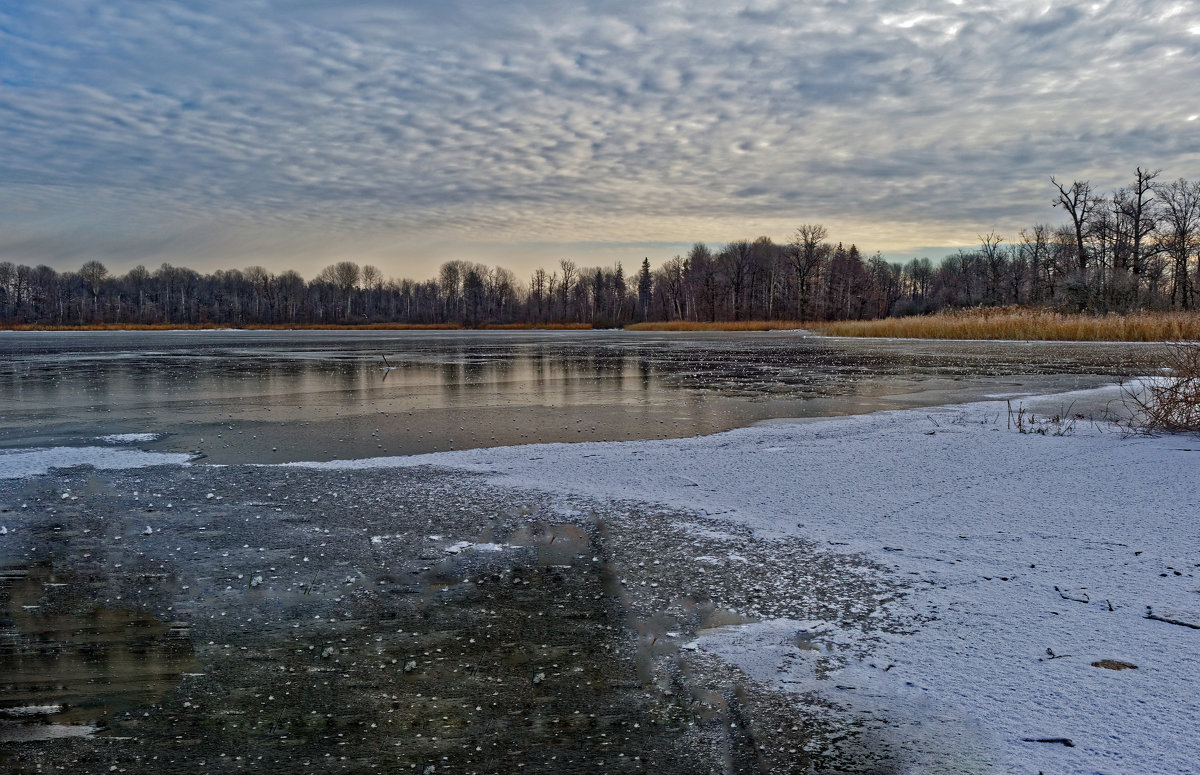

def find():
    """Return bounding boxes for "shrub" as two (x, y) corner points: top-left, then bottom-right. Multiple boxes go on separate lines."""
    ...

(1122, 341), (1200, 433)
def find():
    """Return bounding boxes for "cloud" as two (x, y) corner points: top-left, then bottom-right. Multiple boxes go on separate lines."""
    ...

(2, 0), (1199, 276)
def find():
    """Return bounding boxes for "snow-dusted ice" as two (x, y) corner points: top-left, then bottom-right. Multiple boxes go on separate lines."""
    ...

(289, 385), (1200, 774)
(0, 447), (193, 479)
(96, 432), (161, 444)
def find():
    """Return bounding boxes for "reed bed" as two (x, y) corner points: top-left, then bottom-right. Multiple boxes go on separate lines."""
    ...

(624, 320), (809, 332)
(808, 308), (1200, 342)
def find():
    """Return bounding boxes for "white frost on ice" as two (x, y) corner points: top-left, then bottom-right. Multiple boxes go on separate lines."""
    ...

(0, 447), (193, 479)
(444, 540), (508, 554)
(288, 386), (1200, 774)
(96, 432), (160, 444)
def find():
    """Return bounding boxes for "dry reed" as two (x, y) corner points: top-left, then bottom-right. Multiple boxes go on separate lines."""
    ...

(809, 307), (1200, 342)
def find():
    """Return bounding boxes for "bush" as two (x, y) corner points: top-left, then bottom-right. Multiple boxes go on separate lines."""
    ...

(1123, 341), (1200, 433)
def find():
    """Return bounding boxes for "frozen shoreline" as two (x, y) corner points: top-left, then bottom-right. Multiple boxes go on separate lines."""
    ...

(285, 384), (1200, 774)
(3, 382), (1196, 772)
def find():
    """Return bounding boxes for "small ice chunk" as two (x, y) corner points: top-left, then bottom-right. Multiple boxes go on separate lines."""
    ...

(98, 433), (160, 444)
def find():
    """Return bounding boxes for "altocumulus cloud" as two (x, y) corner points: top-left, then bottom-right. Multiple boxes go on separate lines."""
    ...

(1, 0), (1199, 274)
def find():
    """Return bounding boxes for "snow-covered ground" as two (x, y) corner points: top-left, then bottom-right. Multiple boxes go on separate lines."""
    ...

(290, 384), (1200, 774)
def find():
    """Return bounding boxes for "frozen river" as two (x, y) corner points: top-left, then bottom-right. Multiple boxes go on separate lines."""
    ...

(0, 331), (1183, 774)
(0, 330), (1158, 463)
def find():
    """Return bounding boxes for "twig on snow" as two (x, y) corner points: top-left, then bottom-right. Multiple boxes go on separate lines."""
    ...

(1022, 737), (1074, 747)
(1145, 606), (1200, 630)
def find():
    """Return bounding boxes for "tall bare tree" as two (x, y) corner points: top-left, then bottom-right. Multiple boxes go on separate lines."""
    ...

(1051, 177), (1097, 274)
(1113, 167), (1161, 278)
(789, 224), (829, 320)
(1155, 178), (1200, 309)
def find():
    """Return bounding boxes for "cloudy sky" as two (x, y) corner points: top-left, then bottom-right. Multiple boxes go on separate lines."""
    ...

(2, 0), (1199, 279)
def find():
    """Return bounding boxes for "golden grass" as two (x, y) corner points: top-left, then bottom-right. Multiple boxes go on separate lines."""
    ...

(624, 320), (809, 332)
(12, 309), (1199, 340)
(809, 307), (1200, 342)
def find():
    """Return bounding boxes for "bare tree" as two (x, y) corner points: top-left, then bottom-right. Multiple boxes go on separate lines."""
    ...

(319, 261), (361, 319)
(1051, 177), (1098, 274)
(80, 260), (108, 320)
(789, 224), (828, 319)
(1155, 178), (1200, 310)
(979, 232), (1007, 304)
(1113, 167), (1161, 279)
(1019, 225), (1053, 303)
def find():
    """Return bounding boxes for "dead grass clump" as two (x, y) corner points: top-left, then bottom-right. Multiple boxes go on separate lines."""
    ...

(624, 320), (808, 332)
(1122, 341), (1200, 433)
(1006, 401), (1079, 436)
(810, 307), (1200, 342)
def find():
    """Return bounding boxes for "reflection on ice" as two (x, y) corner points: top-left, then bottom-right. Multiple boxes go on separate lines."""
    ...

(0, 330), (1159, 464)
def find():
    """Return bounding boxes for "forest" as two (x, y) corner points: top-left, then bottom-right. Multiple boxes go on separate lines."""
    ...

(2, 170), (1198, 327)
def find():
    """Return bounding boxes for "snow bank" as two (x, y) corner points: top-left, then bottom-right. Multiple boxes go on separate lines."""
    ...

(0, 447), (192, 479)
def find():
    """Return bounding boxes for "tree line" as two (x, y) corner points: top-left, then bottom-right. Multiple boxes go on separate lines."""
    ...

(2, 170), (1198, 327)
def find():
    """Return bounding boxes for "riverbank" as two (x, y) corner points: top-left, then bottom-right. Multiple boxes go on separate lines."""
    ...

(7, 308), (1199, 341)
(1, 321), (593, 332)
(623, 320), (810, 332)
(626, 309), (1200, 340)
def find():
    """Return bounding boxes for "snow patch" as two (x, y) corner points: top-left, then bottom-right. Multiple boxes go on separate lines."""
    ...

(445, 540), (509, 555)
(97, 432), (160, 444)
(0, 447), (193, 479)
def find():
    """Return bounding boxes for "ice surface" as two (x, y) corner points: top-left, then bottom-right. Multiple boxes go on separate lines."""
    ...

(97, 433), (160, 444)
(0, 447), (193, 479)
(288, 385), (1200, 774)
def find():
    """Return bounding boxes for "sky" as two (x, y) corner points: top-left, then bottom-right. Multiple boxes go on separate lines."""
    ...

(2, 0), (1199, 281)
